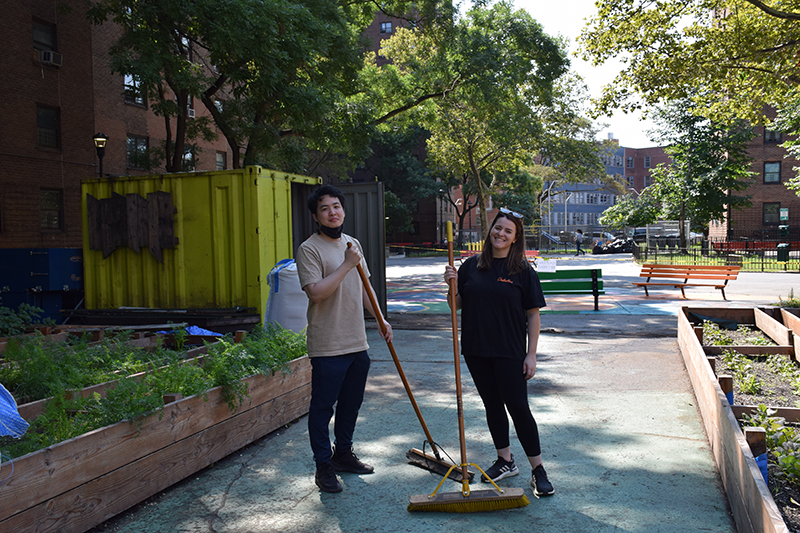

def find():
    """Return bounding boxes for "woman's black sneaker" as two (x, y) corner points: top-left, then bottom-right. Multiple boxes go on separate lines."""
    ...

(315, 461), (343, 493)
(531, 464), (554, 496)
(480, 455), (519, 483)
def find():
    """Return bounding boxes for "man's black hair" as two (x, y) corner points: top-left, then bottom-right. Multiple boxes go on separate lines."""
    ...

(307, 184), (346, 215)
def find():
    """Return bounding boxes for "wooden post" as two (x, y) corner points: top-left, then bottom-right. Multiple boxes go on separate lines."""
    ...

(744, 427), (767, 457)
(163, 393), (183, 405)
(234, 330), (247, 343)
(707, 356), (716, 374)
(694, 326), (703, 344)
(719, 375), (734, 404)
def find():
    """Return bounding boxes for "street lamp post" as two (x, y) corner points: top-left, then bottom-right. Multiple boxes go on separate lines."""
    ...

(93, 133), (108, 178)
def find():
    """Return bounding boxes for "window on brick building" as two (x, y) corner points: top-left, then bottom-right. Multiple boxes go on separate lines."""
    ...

(216, 151), (227, 170)
(764, 202), (781, 225)
(33, 19), (56, 52)
(626, 156), (634, 169)
(380, 22), (392, 34)
(124, 74), (146, 106)
(644, 175), (652, 187)
(41, 189), (63, 230)
(644, 156), (651, 168)
(765, 129), (782, 143)
(764, 161), (781, 183)
(627, 176), (635, 188)
(126, 135), (149, 169)
(36, 105), (60, 149)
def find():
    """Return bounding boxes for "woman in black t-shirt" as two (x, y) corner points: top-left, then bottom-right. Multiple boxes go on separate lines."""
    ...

(443, 208), (554, 497)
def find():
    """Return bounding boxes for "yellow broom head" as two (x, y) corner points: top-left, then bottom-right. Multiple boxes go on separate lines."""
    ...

(408, 488), (529, 513)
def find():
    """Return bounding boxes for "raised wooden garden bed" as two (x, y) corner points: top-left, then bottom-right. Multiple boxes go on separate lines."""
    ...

(0, 353), (311, 533)
(678, 306), (796, 533)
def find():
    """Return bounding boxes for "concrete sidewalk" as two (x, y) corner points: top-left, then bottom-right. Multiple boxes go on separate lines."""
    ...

(88, 254), (798, 532)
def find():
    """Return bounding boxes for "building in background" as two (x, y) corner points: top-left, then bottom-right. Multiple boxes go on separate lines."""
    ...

(710, 122), (800, 241)
(0, 0), (231, 251)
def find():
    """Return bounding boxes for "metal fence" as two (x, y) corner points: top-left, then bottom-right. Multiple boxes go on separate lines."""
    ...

(633, 242), (800, 272)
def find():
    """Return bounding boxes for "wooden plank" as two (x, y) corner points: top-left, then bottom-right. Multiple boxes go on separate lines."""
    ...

(755, 308), (793, 348)
(733, 405), (800, 423)
(685, 307), (756, 325)
(0, 357), (310, 519)
(0, 384), (311, 533)
(703, 345), (794, 356)
(678, 308), (789, 533)
(780, 308), (800, 336)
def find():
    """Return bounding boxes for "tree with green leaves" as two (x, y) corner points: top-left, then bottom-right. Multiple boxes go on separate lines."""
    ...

(87, 0), (453, 173)
(399, 2), (569, 237)
(648, 99), (754, 247)
(578, 0), (800, 126)
(599, 188), (661, 230)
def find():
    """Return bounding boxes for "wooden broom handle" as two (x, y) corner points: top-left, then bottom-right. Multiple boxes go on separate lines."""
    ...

(446, 224), (469, 490)
(347, 243), (441, 457)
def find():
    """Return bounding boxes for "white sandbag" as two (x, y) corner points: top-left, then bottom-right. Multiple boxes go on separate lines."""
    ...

(265, 259), (307, 334)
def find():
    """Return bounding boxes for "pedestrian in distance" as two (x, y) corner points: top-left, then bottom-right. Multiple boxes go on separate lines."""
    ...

(575, 229), (586, 256)
(443, 207), (555, 498)
(295, 184), (393, 493)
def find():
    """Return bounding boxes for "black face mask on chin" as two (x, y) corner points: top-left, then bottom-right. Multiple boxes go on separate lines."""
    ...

(319, 224), (343, 239)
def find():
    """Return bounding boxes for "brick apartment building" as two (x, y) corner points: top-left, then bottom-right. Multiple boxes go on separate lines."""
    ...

(709, 124), (800, 241)
(0, 0), (231, 251)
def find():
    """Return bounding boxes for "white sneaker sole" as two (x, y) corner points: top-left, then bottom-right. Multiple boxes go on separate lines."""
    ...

(480, 466), (519, 483)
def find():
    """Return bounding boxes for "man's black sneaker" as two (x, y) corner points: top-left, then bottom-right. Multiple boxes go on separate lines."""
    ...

(331, 447), (374, 474)
(531, 464), (554, 496)
(480, 455), (519, 483)
(315, 461), (343, 493)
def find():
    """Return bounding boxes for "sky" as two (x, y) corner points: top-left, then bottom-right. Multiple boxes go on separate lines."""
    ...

(514, 0), (658, 148)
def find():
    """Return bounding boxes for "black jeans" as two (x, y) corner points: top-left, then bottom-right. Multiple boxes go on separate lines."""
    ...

(308, 351), (370, 465)
(464, 355), (541, 458)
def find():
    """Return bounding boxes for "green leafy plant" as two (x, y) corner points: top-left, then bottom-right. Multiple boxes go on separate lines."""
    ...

(743, 405), (800, 484)
(775, 289), (800, 308)
(0, 323), (306, 459)
(703, 321), (733, 345)
(720, 348), (763, 395)
(736, 325), (773, 346)
(0, 304), (53, 337)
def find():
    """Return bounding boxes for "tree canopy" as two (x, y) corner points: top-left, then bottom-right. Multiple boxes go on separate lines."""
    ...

(88, 0), (454, 173)
(383, 2), (569, 236)
(577, 0), (800, 125)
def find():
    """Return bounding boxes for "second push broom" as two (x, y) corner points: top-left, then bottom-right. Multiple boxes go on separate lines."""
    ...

(348, 242), (469, 482)
(407, 221), (529, 512)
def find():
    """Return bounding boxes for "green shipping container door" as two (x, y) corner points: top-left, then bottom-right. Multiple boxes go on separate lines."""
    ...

(81, 166), (320, 320)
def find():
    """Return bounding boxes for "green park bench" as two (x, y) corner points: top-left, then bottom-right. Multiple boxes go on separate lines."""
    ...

(538, 268), (604, 311)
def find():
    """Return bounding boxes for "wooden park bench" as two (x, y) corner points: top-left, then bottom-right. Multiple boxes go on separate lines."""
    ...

(538, 268), (604, 311)
(632, 263), (741, 300)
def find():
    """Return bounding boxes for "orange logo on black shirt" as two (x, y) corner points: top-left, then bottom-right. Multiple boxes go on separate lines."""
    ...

(497, 277), (513, 284)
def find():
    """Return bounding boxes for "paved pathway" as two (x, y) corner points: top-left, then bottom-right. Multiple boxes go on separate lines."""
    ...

(86, 253), (798, 533)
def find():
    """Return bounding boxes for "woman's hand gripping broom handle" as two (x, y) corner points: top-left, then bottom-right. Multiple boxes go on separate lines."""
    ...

(347, 243), (442, 460)
(446, 223), (470, 496)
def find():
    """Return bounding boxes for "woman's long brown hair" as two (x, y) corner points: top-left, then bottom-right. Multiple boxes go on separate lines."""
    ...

(477, 210), (530, 275)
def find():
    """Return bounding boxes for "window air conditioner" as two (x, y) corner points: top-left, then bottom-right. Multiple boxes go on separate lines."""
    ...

(39, 50), (63, 67)
(187, 108), (196, 119)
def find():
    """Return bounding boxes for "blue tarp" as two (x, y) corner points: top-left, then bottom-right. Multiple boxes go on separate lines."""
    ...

(0, 383), (28, 438)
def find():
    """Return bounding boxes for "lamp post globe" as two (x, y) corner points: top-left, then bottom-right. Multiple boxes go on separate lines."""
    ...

(93, 133), (108, 177)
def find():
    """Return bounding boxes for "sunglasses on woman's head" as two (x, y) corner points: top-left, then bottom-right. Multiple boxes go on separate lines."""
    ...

(499, 207), (523, 219)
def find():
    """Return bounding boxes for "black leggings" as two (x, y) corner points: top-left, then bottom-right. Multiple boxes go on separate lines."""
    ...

(464, 355), (541, 458)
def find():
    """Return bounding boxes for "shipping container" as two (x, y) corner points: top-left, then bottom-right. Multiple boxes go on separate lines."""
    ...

(81, 167), (320, 320)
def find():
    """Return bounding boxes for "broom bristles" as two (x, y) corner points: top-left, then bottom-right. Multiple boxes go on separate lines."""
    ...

(407, 488), (529, 513)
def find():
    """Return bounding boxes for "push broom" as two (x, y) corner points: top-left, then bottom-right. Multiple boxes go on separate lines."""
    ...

(407, 222), (529, 512)
(348, 243), (470, 482)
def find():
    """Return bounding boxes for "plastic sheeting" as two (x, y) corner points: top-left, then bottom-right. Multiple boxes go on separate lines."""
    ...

(0, 383), (28, 438)
(265, 259), (307, 334)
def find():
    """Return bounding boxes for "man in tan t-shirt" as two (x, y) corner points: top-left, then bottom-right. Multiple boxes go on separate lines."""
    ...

(295, 184), (392, 493)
